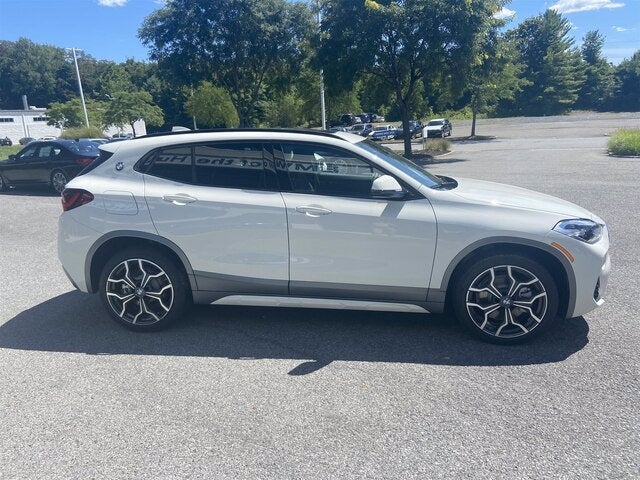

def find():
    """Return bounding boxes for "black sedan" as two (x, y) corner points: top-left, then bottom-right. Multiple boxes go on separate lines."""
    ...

(0, 140), (100, 193)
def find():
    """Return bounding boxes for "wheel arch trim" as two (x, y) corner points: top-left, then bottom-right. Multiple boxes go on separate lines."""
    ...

(84, 230), (197, 293)
(431, 236), (577, 318)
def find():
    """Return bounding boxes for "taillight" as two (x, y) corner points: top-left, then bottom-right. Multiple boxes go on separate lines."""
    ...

(75, 156), (94, 167)
(61, 188), (94, 212)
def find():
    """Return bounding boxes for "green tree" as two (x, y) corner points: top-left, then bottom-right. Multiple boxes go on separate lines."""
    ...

(611, 51), (640, 111)
(505, 10), (584, 115)
(139, 0), (314, 127)
(46, 98), (107, 130)
(467, 32), (525, 136)
(319, 0), (502, 154)
(185, 82), (239, 128)
(576, 30), (614, 110)
(104, 91), (164, 136)
(0, 38), (75, 108)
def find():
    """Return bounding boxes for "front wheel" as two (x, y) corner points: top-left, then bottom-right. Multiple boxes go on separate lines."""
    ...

(452, 254), (559, 344)
(0, 174), (7, 191)
(98, 248), (191, 331)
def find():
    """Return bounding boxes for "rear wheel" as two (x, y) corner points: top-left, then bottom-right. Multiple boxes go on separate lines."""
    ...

(452, 254), (559, 344)
(98, 248), (190, 331)
(50, 170), (68, 194)
(0, 174), (7, 191)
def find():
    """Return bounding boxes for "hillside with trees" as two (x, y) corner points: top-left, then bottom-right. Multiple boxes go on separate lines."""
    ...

(0, 1), (638, 142)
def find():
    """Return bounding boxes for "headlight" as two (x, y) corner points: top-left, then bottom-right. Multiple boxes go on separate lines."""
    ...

(553, 219), (603, 244)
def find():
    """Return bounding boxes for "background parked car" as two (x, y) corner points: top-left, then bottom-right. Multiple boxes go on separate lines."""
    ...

(368, 125), (397, 141)
(0, 139), (100, 193)
(339, 114), (361, 126)
(394, 120), (425, 139)
(424, 118), (452, 138)
(350, 123), (374, 136)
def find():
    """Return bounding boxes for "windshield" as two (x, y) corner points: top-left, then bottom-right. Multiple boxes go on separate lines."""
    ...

(357, 139), (443, 189)
(427, 120), (443, 126)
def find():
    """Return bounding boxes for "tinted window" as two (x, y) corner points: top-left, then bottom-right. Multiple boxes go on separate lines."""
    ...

(18, 146), (37, 159)
(275, 143), (384, 198)
(147, 146), (193, 183)
(194, 143), (266, 190)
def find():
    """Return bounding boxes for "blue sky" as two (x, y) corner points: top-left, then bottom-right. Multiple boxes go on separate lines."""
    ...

(0, 0), (638, 65)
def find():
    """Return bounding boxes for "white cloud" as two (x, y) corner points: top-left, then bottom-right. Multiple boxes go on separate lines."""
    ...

(493, 7), (516, 20)
(98, 0), (128, 6)
(550, 0), (625, 14)
(613, 26), (631, 32)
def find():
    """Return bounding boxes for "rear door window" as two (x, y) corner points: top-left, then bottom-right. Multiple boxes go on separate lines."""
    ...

(147, 146), (193, 183)
(193, 142), (271, 190)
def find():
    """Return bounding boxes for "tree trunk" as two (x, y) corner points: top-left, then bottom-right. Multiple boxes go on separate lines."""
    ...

(130, 122), (136, 137)
(470, 96), (477, 137)
(400, 105), (412, 156)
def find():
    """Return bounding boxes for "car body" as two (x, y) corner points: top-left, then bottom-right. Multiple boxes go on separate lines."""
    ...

(19, 137), (36, 145)
(111, 133), (134, 142)
(368, 125), (397, 141)
(350, 123), (374, 137)
(424, 118), (452, 138)
(0, 140), (100, 193)
(394, 120), (424, 140)
(58, 129), (610, 343)
(339, 114), (361, 126)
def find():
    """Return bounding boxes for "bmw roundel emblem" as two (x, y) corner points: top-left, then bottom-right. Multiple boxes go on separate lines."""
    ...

(115, 162), (124, 171)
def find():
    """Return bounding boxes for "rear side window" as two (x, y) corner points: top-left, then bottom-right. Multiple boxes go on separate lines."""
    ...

(77, 149), (114, 177)
(147, 146), (193, 183)
(194, 143), (266, 190)
(138, 142), (273, 190)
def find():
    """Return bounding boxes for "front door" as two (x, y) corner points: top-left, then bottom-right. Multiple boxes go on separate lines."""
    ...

(273, 142), (437, 303)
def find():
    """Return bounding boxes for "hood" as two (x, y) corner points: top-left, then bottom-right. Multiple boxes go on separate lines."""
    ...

(449, 177), (598, 220)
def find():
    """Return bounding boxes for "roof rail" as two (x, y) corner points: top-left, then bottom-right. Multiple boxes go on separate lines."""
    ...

(136, 128), (339, 140)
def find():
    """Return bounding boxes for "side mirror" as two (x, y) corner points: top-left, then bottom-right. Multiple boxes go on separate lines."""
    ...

(8, 154), (15, 161)
(371, 175), (405, 199)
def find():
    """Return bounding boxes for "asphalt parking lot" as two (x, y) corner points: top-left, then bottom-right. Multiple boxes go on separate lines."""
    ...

(1, 112), (638, 479)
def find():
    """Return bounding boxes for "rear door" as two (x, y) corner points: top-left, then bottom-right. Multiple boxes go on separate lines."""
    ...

(141, 142), (289, 296)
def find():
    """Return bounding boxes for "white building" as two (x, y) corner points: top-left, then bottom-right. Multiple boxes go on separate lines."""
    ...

(0, 108), (144, 143)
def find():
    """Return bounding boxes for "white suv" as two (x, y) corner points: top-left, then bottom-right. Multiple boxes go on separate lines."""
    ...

(58, 129), (610, 343)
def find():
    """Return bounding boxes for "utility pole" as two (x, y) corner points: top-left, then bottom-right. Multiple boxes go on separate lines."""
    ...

(68, 48), (90, 128)
(317, 0), (326, 130)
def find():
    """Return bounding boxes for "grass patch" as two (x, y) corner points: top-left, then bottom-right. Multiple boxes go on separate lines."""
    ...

(608, 128), (640, 156)
(0, 145), (22, 161)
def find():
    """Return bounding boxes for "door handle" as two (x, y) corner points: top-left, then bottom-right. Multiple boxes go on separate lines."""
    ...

(295, 205), (333, 217)
(162, 194), (197, 205)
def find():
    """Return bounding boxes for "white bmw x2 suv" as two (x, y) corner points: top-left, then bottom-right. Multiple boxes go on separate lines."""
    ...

(58, 129), (610, 343)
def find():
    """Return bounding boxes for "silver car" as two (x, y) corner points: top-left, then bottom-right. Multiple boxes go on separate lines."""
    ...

(58, 129), (610, 343)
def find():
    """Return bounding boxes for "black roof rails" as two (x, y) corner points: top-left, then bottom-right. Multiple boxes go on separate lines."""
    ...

(136, 128), (339, 140)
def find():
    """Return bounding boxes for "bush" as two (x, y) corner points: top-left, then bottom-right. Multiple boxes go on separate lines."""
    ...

(59, 127), (105, 139)
(608, 128), (640, 156)
(422, 138), (451, 153)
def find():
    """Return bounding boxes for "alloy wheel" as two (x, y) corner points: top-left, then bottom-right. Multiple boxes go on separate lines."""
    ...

(105, 258), (174, 325)
(465, 265), (548, 339)
(51, 171), (68, 193)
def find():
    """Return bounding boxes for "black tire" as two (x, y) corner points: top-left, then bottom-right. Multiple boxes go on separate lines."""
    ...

(451, 254), (559, 344)
(50, 170), (68, 194)
(0, 174), (7, 191)
(98, 247), (191, 332)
